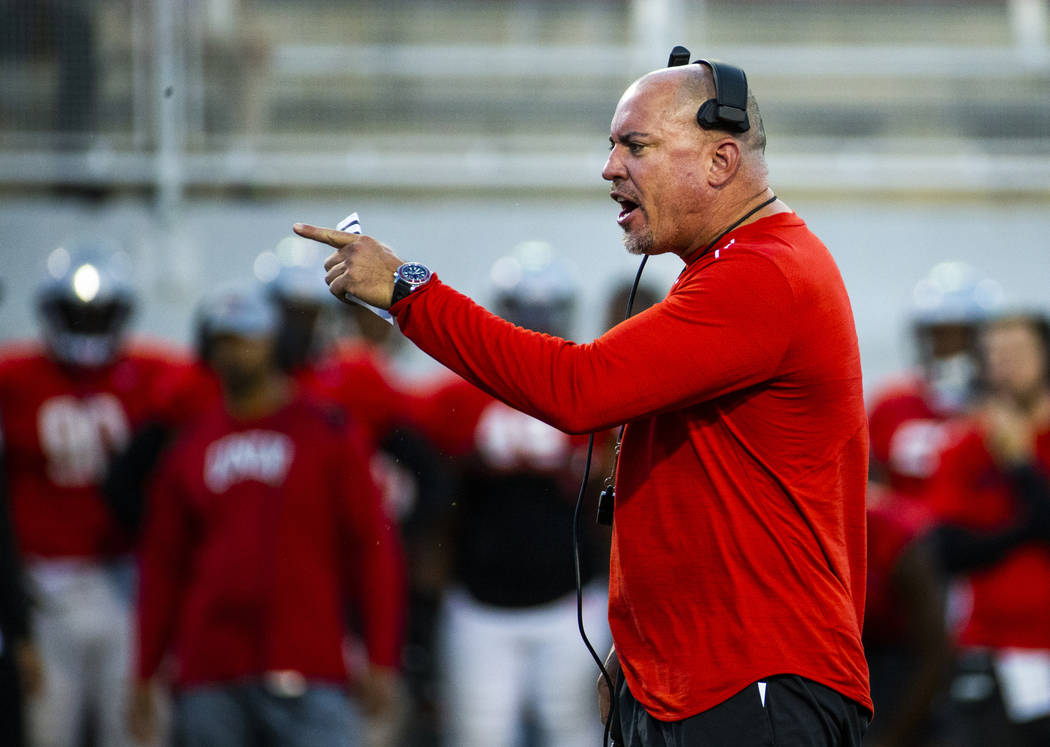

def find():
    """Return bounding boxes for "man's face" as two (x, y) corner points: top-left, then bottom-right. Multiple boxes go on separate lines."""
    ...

(602, 74), (711, 258)
(925, 323), (974, 360)
(208, 333), (275, 393)
(982, 321), (1047, 400)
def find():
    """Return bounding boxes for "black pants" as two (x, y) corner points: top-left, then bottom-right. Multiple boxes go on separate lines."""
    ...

(615, 675), (867, 747)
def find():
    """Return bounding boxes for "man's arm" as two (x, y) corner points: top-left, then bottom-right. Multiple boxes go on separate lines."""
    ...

(931, 463), (1050, 574)
(397, 264), (791, 433)
(598, 646), (620, 726)
(128, 456), (193, 742)
(298, 224), (795, 434)
(132, 457), (193, 686)
(873, 538), (952, 747)
(335, 423), (406, 714)
(101, 420), (174, 535)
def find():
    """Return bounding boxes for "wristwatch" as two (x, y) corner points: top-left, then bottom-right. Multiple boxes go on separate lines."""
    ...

(391, 262), (433, 306)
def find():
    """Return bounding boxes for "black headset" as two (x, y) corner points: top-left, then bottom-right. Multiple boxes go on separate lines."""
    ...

(667, 45), (750, 134)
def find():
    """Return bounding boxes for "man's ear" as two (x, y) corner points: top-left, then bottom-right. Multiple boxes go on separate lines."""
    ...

(707, 138), (742, 188)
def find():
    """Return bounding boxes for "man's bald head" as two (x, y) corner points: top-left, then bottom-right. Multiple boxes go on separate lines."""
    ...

(603, 63), (776, 259)
(635, 65), (767, 156)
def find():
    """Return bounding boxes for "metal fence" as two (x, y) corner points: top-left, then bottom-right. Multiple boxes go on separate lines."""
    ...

(2, 0), (1049, 212)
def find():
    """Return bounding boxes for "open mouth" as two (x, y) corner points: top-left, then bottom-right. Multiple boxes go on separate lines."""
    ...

(615, 197), (640, 226)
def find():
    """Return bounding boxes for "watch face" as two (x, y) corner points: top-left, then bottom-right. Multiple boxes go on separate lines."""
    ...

(397, 262), (431, 285)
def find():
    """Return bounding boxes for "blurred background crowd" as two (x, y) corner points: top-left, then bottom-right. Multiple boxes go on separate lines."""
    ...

(1, 1), (1049, 746)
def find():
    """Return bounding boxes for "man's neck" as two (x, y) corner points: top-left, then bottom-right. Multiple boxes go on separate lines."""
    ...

(682, 187), (784, 260)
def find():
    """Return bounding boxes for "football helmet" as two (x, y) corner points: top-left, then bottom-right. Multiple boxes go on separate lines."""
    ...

(254, 236), (331, 371)
(36, 240), (135, 368)
(490, 241), (577, 338)
(910, 261), (1004, 413)
(194, 281), (278, 363)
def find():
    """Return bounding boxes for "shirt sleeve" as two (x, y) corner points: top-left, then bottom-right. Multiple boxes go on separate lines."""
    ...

(334, 423), (406, 669)
(136, 452), (193, 681)
(394, 250), (795, 434)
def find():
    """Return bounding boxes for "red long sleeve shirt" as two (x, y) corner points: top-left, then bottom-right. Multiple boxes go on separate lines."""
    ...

(392, 212), (871, 720)
(136, 396), (404, 688)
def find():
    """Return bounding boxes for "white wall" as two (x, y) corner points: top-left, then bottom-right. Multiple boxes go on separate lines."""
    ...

(1, 193), (1047, 399)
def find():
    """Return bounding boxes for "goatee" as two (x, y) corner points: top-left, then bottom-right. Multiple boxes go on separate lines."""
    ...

(623, 228), (653, 256)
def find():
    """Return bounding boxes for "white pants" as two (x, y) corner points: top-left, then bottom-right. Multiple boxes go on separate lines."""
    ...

(438, 584), (610, 747)
(26, 560), (135, 747)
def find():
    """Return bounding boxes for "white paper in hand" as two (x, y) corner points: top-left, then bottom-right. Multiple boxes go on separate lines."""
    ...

(337, 212), (394, 325)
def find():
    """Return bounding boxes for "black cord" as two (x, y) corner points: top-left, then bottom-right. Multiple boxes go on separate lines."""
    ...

(573, 253), (648, 747)
(572, 433), (616, 746)
(695, 192), (777, 262)
(573, 195), (776, 745)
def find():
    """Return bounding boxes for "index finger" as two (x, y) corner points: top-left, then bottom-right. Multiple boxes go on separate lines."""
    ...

(292, 222), (359, 249)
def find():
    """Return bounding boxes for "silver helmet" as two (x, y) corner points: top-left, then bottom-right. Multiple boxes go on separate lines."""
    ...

(254, 236), (332, 371)
(910, 261), (1004, 413)
(491, 241), (577, 338)
(36, 240), (135, 368)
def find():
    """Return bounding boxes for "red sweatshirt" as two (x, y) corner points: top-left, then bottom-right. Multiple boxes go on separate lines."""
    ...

(392, 212), (871, 720)
(0, 342), (187, 560)
(136, 396), (404, 688)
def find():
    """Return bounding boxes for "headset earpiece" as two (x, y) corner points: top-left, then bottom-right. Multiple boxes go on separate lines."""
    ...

(666, 45), (751, 134)
(695, 59), (750, 133)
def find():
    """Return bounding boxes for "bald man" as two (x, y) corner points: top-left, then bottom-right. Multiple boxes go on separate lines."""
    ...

(296, 57), (871, 746)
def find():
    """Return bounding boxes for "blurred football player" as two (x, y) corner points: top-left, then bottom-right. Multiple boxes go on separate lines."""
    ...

(862, 262), (1003, 747)
(0, 241), (186, 747)
(105, 235), (412, 533)
(106, 238), (442, 745)
(259, 239), (449, 747)
(868, 261), (1004, 497)
(417, 242), (611, 747)
(128, 282), (405, 746)
(925, 312), (1050, 746)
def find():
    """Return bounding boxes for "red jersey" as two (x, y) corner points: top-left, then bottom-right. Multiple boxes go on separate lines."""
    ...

(868, 376), (959, 497)
(391, 212), (871, 720)
(136, 396), (404, 688)
(927, 424), (1050, 650)
(0, 341), (187, 560)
